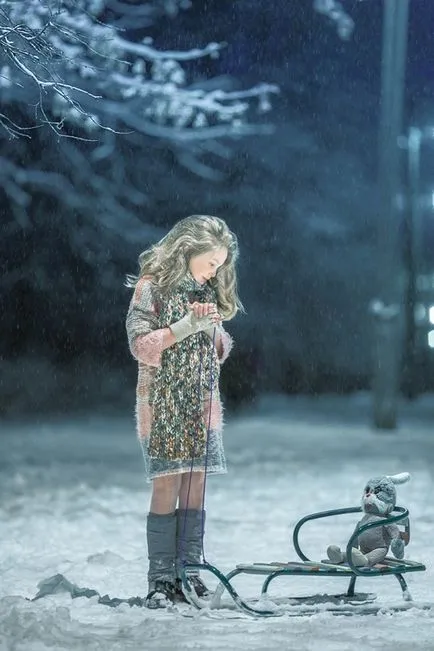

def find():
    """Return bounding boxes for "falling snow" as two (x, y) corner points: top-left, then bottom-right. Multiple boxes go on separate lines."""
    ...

(1, 394), (433, 650)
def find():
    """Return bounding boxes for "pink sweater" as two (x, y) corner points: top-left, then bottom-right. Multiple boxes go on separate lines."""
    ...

(126, 277), (233, 442)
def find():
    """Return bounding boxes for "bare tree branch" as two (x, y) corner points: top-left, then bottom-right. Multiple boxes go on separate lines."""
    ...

(0, 0), (279, 289)
(0, 0), (278, 140)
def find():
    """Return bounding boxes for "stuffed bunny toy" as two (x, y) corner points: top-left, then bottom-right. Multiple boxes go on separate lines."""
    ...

(327, 472), (410, 567)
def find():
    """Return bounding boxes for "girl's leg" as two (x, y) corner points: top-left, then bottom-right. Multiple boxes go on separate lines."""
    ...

(176, 472), (209, 597)
(150, 474), (182, 513)
(179, 471), (205, 510)
(146, 475), (182, 607)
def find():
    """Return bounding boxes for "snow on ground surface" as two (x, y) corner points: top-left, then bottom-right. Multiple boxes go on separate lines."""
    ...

(1, 393), (434, 651)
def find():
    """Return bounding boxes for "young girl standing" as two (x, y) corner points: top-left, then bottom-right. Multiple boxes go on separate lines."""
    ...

(125, 215), (242, 609)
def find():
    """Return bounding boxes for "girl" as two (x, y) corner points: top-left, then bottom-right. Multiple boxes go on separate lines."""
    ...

(125, 215), (242, 609)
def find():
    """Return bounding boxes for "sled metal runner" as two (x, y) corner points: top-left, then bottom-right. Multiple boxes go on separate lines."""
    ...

(181, 505), (427, 618)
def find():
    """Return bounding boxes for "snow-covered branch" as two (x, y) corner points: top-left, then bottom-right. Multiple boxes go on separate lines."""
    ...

(0, 0), (280, 292)
(104, 0), (192, 29)
(313, 0), (357, 40)
(0, 0), (278, 140)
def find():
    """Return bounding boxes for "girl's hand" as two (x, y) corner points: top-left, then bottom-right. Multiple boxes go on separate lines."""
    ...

(171, 303), (221, 343)
(189, 302), (221, 323)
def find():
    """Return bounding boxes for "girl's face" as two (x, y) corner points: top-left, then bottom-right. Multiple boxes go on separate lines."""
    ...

(188, 247), (228, 285)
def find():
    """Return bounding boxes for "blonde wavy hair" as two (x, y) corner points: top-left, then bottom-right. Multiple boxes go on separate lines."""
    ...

(126, 215), (244, 320)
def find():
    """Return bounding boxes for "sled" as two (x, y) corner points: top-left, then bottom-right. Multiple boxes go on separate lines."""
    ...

(31, 505), (428, 619)
(180, 505), (427, 618)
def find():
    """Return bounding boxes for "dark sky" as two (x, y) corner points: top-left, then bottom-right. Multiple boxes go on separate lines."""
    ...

(145, 0), (433, 117)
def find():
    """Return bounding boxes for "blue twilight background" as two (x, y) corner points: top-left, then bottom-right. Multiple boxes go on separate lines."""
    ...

(1, 0), (433, 418)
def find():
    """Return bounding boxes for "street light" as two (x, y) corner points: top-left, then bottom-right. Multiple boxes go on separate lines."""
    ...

(372, 0), (410, 429)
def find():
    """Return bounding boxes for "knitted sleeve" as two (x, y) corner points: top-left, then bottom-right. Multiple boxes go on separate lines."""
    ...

(125, 277), (164, 367)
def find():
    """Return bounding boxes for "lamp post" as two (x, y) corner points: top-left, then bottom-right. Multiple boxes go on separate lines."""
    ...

(372, 0), (410, 429)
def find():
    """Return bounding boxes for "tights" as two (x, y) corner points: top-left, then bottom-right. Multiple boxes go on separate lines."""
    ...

(150, 472), (205, 514)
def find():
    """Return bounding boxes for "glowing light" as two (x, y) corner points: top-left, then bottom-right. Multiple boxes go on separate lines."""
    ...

(428, 331), (434, 348)
(429, 306), (434, 325)
(414, 304), (426, 323)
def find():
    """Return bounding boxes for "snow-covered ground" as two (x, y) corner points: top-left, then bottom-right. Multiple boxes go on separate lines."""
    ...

(1, 394), (433, 651)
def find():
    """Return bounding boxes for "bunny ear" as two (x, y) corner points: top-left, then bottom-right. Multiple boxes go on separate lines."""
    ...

(387, 472), (411, 485)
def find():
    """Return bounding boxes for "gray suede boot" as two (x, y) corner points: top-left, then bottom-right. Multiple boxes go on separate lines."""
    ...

(176, 508), (210, 598)
(146, 512), (177, 609)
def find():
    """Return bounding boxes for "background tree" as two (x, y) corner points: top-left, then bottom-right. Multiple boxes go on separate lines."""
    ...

(1, 1), (392, 416)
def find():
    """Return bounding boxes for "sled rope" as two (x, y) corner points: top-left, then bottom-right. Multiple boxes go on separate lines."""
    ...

(179, 326), (216, 565)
